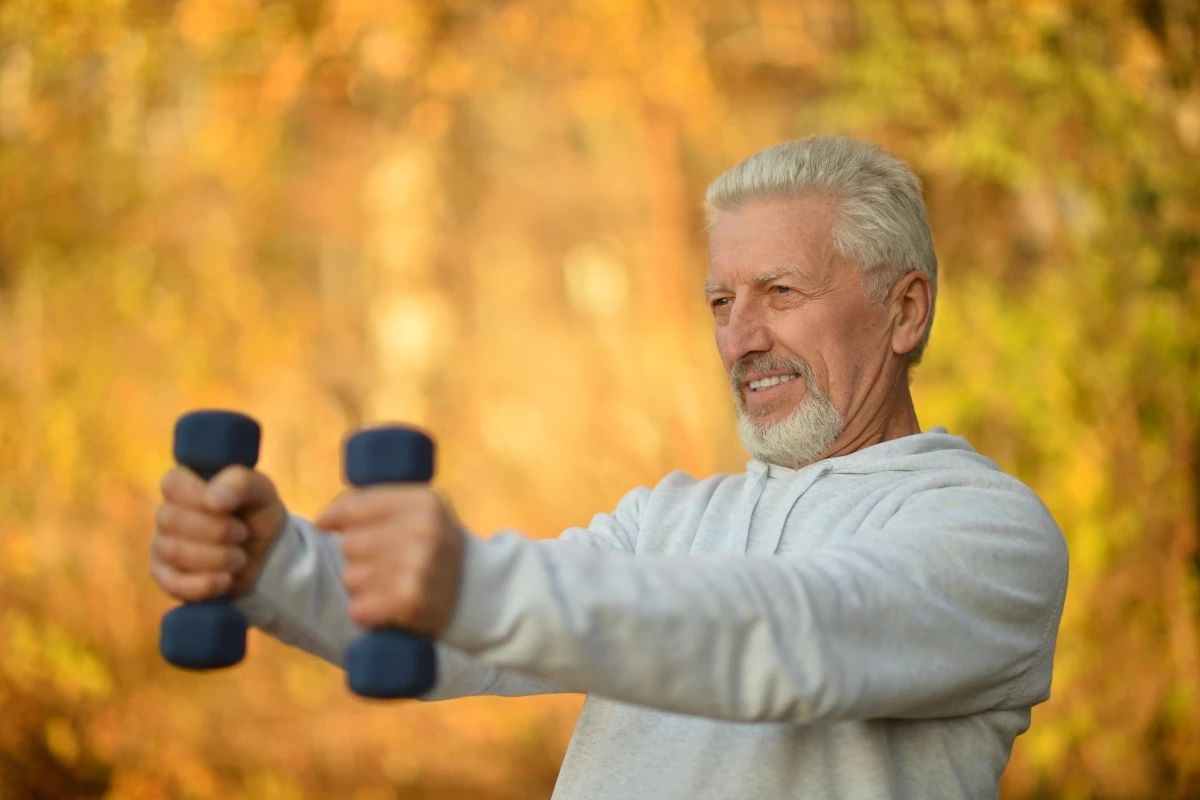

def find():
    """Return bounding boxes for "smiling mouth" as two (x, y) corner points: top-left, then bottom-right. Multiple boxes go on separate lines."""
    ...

(747, 374), (799, 392)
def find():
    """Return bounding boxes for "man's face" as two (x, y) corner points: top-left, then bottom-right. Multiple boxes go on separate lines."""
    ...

(706, 195), (894, 467)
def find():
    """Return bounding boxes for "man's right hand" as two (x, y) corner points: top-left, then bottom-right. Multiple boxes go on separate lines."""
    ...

(150, 466), (289, 601)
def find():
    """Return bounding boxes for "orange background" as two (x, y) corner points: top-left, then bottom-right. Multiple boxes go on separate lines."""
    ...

(0, 1), (1197, 797)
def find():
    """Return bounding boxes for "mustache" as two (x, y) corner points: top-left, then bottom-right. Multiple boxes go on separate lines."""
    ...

(729, 355), (816, 389)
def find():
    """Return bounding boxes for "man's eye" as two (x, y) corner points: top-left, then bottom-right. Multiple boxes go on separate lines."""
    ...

(770, 285), (792, 295)
(710, 297), (732, 309)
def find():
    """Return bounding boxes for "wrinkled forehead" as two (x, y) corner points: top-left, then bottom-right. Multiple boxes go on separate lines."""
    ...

(705, 196), (840, 287)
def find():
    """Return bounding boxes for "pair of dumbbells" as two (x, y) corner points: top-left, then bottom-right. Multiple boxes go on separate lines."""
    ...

(158, 409), (437, 699)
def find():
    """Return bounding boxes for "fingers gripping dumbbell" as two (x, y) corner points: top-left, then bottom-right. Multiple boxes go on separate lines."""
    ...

(342, 426), (439, 699)
(159, 410), (260, 669)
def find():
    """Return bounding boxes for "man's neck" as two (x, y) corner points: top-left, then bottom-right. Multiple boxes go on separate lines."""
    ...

(823, 371), (921, 460)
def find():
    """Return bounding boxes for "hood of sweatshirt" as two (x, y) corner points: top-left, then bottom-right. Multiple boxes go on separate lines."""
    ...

(748, 426), (999, 481)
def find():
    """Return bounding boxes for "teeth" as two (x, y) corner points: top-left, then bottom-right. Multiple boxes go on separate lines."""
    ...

(748, 374), (797, 391)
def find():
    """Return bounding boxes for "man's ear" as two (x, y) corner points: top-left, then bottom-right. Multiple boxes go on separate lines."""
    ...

(889, 272), (932, 358)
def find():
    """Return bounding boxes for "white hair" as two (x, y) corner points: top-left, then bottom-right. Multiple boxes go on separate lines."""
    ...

(705, 136), (938, 363)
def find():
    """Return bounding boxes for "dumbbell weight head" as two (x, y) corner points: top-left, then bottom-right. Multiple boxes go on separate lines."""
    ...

(344, 426), (434, 486)
(173, 410), (261, 481)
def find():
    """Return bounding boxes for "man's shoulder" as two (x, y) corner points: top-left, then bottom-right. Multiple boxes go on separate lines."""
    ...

(825, 428), (1029, 488)
(815, 430), (1060, 530)
(621, 469), (761, 526)
(648, 467), (759, 497)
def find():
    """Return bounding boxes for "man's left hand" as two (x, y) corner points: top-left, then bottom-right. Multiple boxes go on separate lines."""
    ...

(315, 486), (465, 635)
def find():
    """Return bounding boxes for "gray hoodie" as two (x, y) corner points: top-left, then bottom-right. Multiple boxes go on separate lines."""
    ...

(237, 427), (1068, 799)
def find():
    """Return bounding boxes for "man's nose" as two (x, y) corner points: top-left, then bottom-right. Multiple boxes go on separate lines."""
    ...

(721, 298), (773, 362)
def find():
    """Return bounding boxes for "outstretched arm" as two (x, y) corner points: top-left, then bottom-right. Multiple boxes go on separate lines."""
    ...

(234, 495), (642, 700)
(438, 481), (1067, 723)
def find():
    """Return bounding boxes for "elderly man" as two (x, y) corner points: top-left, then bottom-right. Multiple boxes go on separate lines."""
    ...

(151, 136), (1068, 799)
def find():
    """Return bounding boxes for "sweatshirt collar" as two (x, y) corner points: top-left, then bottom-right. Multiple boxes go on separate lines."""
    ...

(748, 427), (974, 479)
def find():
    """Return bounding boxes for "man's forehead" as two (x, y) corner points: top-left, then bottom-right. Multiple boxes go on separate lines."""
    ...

(705, 196), (839, 286)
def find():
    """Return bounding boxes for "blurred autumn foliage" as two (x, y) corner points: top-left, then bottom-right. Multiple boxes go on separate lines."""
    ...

(0, 0), (1197, 797)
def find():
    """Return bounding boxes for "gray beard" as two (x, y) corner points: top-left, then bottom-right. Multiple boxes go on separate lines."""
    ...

(731, 356), (845, 469)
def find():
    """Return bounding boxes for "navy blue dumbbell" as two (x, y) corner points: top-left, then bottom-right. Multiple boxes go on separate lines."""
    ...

(342, 426), (438, 699)
(159, 410), (261, 670)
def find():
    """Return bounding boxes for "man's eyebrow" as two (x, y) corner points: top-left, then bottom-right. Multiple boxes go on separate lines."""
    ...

(752, 267), (803, 287)
(704, 268), (804, 296)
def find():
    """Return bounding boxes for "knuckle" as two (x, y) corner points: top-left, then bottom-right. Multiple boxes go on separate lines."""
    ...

(223, 463), (249, 483)
(340, 565), (361, 593)
(208, 466), (250, 510)
(338, 533), (364, 560)
(227, 546), (248, 571)
(169, 577), (198, 601)
(394, 582), (423, 619)
(156, 568), (191, 601)
(158, 572), (183, 599)
(349, 599), (375, 627)
(149, 559), (167, 588)
(223, 466), (251, 497)
(204, 572), (230, 597)
(160, 468), (183, 496)
(157, 536), (182, 564)
(163, 467), (203, 503)
(154, 503), (177, 531)
(225, 517), (248, 545)
(416, 490), (440, 514)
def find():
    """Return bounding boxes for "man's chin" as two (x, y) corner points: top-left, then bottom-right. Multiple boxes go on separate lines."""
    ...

(743, 410), (790, 430)
(736, 401), (794, 428)
(735, 401), (845, 468)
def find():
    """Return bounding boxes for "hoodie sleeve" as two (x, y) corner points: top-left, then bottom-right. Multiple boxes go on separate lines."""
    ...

(233, 515), (563, 699)
(439, 476), (1069, 723)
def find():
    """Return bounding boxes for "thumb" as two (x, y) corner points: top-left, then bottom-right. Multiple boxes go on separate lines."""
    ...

(204, 466), (286, 539)
(207, 465), (289, 554)
(313, 489), (353, 532)
(204, 465), (273, 513)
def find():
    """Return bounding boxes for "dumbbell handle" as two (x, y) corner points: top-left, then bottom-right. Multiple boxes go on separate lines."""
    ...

(159, 410), (261, 670)
(343, 426), (438, 699)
